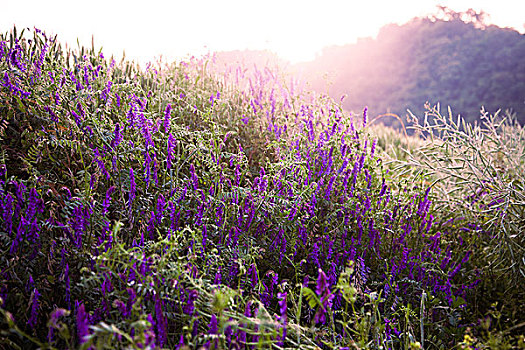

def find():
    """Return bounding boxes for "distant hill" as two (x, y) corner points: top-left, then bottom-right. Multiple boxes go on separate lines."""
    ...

(296, 9), (525, 125)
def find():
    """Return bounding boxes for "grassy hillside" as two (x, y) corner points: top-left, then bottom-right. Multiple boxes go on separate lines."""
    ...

(0, 27), (524, 349)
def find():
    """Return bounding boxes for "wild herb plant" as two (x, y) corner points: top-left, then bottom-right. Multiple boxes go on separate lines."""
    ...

(0, 27), (523, 349)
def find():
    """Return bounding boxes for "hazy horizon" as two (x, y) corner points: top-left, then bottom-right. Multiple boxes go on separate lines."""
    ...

(2, 0), (524, 65)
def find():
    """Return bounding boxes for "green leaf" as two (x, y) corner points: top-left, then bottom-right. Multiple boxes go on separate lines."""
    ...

(302, 287), (321, 309)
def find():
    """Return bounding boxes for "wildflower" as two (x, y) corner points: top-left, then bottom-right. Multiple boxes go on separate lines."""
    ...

(48, 308), (68, 328)
(127, 101), (136, 128)
(362, 106), (368, 128)
(144, 314), (156, 346)
(277, 291), (287, 346)
(190, 164), (198, 190)
(163, 103), (172, 133)
(93, 147), (110, 180)
(47, 308), (69, 343)
(28, 288), (41, 328)
(248, 263), (258, 288)
(102, 186), (115, 215)
(314, 268), (334, 324)
(155, 293), (167, 346)
(101, 80), (112, 102)
(277, 291), (287, 323)
(44, 105), (58, 122)
(111, 123), (122, 149)
(183, 289), (198, 316)
(371, 138), (377, 157)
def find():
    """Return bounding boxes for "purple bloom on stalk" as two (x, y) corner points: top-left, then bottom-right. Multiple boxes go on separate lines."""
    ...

(190, 164), (198, 190)
(102, 186), (115, 215)
(44, 105), (58, 122)
(144, 314), (156, 346)
(75, 301), (89, 344)
(163, 103), (172, 133)
(111, 123), (122, 149)
(48, 308), (68, 327)
(27, 288), (41, 328)
(47, 308), (68, 343)
(248, 263), (258, 288)
(316, 268), (329, 296)
(183, 289), (198, 316)
(206, 314), (219, 349)
(101, 80), (112, 102)
(70, 109), (82, 127)
(93, 147), (110, 180)
(371, 138), (377, 157)
(277, 291), (287, 346)
(277, 292), (287, 323)
(155, 293), (168, 346)
(309, 243), (320, 268)
(314, 268), (334, 325)
(362, 106), (368, 128)
(127, 102), (136, 128)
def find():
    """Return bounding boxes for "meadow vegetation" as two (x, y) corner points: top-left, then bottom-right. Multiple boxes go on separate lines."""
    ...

(0, 27), (524, 349)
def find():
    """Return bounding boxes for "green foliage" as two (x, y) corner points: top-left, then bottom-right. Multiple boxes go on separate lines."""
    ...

(0, 26), (523, 350)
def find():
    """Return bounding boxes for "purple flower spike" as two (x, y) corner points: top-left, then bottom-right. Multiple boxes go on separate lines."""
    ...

(362, 106), (368, 128)
(277, 292), (287, 323)
(316, 268), (329, 296)
(76, 302), (90, 344)
(27, 288), (41, 328)
(164, 103), (172, 133)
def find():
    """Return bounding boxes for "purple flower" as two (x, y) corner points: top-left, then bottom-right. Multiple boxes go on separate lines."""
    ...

(155, 293), (167, 346)
(27, 288), (41, 328)
(314, 269), (334, 324)
(48, 308), (68, 328)
(163, 103), (172, 133)
(277, 292), (287, 324)
(206, 314), (219, 349)
(93, 147), (110, 180)
(44, 105), (58, 122)
(102, 186), (115, 215)
(277, 291), (287, 346)
(47, 308), (69, 343)
(111, 123), (122, 149)
(248, 263), (258, 288)
(183, 289), (198, 316)
(362, 106), (368, 128)
(316, 268), (329, 296)
(190, 164), (198, 190)
(370, 138), (377, 157)
(127, 101), (136, 128)
(101, 80), (112, 102)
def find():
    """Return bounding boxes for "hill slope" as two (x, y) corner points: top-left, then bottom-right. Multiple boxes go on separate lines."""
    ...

(297, 14), (525, 125)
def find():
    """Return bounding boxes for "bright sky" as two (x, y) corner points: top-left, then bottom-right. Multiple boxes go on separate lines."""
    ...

(2, 0), (524, 64)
